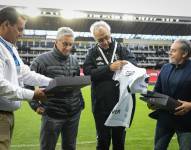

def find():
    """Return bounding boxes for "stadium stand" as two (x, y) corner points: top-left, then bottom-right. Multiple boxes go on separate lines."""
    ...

(16, 36), (171, 68)
(1, 5), (190, 83)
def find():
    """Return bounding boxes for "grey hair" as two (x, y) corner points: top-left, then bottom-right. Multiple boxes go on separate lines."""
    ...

(56, 27), (75, 39)
(90, 20), (111, 36)
(174, 39), (191, 57)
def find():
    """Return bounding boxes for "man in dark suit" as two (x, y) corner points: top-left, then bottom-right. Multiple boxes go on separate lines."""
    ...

(150, 39), (191, 150)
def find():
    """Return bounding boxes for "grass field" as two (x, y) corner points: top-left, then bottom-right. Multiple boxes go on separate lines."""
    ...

(11, 86), (179, 150)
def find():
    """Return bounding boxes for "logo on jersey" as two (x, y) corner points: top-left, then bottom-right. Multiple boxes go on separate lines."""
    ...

(112, 109), (120, 114)
(96, 56), (103, 61)
(125, 71), (135, 76)
(139, 84), (147, 88)
(96, 61), (104, 65)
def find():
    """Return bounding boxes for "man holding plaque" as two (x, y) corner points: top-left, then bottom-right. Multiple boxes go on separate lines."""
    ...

(149, 39), (191, 150)
(0, 7), (52, 150)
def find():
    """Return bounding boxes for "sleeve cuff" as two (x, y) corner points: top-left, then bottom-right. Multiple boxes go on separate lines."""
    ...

(22, 89), (34, 101)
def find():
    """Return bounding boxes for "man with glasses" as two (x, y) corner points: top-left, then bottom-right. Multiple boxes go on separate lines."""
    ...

(29, 27), (84, 150)
(83, 21), (136, 150)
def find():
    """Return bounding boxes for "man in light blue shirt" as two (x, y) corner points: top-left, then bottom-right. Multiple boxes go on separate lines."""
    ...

(0, 7), (52, 150)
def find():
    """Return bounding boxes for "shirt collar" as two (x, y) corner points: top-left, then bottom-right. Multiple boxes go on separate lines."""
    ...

(171, 59), (189, 69)
(53, 47), (69, 60)
(0, 36), (14, 48)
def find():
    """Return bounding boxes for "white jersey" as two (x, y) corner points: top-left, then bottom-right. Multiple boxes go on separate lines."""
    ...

(105, 62), (148, 127)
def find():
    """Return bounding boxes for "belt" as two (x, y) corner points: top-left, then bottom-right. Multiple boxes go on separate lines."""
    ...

(0, 110), (13, 114)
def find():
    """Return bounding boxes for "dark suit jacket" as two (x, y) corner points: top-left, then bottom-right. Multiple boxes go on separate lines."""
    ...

(150, 60), (191, 131)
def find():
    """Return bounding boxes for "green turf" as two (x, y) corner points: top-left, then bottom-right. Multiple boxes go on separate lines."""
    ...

(11, 86), (178, 150)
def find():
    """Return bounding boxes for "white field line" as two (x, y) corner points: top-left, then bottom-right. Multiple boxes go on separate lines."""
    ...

(11, 141), (96, 148)
(11, 137), (177, 148)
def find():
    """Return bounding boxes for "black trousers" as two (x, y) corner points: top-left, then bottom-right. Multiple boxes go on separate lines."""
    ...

(93, 113), (126, 150)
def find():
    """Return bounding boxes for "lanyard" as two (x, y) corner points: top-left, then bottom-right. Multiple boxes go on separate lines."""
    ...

(0, 37), (20, 66)
(98, 41), (117, 65)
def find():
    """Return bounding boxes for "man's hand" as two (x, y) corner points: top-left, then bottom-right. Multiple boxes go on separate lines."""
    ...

(109, 60), (128, 71)
(33, 88), (47, 102)
(36, 106), (45, 115)
(174, 100), (191, 116)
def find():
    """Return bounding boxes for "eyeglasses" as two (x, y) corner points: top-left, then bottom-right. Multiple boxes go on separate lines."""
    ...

(96, 35), (111, 44)
(58, 40), (73, 47)
(62, 41), (73, 47)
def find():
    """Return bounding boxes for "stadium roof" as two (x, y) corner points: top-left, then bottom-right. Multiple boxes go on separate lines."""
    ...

(1, 0), (191, 17)
(1, 2), (191, 36)
(24, 16), (191, 36)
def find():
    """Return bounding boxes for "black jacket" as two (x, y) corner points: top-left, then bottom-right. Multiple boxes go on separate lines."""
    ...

(29, 48), (84, 118)
(83, 40), (136, 115)
(151, 60), (191, 131)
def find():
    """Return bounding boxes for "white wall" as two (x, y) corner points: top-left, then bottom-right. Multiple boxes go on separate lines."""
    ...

(0, 0), (190, 17)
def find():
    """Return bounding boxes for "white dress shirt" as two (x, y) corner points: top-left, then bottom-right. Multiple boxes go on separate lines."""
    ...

(0, 36), (52, 111)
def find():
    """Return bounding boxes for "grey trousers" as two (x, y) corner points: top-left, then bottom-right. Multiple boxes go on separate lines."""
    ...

(40, 111), (81, 150)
